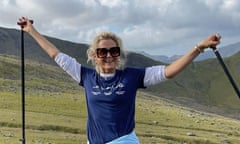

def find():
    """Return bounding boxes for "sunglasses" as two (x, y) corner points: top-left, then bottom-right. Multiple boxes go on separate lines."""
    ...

(96, 47), (120, 58)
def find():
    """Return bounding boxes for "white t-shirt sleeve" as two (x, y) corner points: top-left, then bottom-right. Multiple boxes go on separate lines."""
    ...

(54, 52), (81, 83)
(144, 65), (167, 87)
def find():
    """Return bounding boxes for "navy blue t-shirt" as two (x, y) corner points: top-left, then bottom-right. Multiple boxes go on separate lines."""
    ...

(80, 66), (146, 144)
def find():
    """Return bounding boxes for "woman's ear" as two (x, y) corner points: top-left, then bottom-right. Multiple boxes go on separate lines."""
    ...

(93, 53), (98, 64)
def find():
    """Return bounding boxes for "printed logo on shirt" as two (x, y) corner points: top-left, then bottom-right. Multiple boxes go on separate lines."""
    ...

(91, 82), (125, 96)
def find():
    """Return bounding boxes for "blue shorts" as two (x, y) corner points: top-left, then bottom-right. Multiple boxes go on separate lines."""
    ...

(87, 131), (140, 144)
(106, 131), (139, 144)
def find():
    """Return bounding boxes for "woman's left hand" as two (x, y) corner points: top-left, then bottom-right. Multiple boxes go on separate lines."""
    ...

(198, 34), (221, 50)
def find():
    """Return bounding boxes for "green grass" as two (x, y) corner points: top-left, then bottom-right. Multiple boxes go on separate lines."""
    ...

(136, 93), (240, 144)
(0, 91), (87, 143)
(0, 90), (240, 144)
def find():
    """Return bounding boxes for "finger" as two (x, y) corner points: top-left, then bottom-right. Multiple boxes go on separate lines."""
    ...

(216, 33), (221, 38)
(18, 18), (25, 23)
(18, 17), (33, 27)
(214, 33), (221, 41)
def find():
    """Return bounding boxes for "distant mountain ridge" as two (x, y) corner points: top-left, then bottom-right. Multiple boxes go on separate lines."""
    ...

(1, 27), (240, 119)
(0, 27), (162, 67)
(139, 51), (182, 63)
(139, 42), (240, 63)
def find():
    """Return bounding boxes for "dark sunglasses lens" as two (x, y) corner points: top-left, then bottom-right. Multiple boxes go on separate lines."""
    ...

(110, 47), (120, 57)
(96, 48), (108, 58)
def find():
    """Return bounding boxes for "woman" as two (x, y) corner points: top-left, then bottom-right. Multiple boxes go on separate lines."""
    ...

(18, 17), (221, 144)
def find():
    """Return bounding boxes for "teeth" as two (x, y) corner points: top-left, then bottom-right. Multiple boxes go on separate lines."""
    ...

(103, 58), (113, 63)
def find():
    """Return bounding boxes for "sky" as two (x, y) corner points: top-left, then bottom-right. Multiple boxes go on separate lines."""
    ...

(1, 0), (240, 56)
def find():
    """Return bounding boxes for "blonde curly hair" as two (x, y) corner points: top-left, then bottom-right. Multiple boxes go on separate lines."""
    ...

(87, 31), (127, 72)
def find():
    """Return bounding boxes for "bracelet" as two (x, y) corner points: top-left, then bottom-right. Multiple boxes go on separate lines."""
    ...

(194, 44), (204, 53)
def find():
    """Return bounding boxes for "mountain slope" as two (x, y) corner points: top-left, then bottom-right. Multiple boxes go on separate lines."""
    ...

(140, 42), (240, 63)
(146, 52), (240, 118)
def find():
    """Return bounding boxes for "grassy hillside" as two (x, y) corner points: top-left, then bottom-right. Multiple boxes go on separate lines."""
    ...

(0, 53), (240, 143)
(145, 52), (240, 119)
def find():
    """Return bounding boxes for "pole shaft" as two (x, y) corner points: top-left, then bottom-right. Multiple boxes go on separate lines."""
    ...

(21, 30), (26, 144)
(214, 49), (240, 98)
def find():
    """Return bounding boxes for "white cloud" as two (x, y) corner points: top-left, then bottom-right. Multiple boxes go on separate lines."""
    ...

(77, 25), (110, 43)
(99, 0), (128, 8)
(221, 0), (239, 10)
(1, 0), (10, 7)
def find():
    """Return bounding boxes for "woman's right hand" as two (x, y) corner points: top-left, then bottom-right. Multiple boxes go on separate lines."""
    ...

(17, 17), (34, 33)
(17, 17), (60, 59)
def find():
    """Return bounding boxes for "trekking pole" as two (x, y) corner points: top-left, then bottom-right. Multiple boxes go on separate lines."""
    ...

(212, 47), (240, 99)
(20, 27), (26, 144)
(17, 20), (34, 144)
